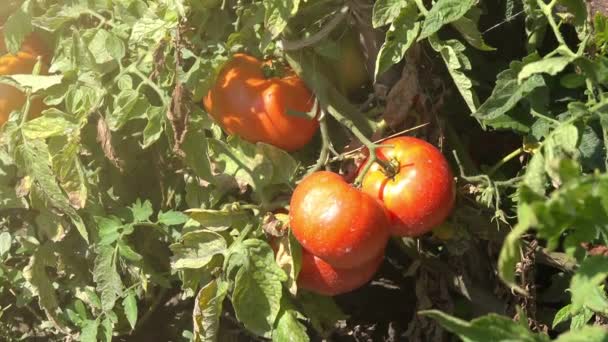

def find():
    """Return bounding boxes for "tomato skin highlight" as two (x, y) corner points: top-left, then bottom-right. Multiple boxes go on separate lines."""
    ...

(203, 53), (319, 151)
(297, 250), (383, 296)
(289, 171), (390, 268)
(361, 136), (455, 237)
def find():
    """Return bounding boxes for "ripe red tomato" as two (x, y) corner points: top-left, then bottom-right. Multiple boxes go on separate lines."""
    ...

(203, 53), (319, 151)
(289, 171), (389, 268)
(297, 249), (382, 296)
(360, 136), (455, 237)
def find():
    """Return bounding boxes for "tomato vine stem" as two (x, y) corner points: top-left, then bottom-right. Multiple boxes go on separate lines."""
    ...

(280, 6), (349, 51)
(487, 147), (525, 177)
(306, 114), (331, 176)
(323, 103), (394, 185)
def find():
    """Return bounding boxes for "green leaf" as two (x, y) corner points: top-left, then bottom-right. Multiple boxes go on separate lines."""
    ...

(157, 210), (189, 226)
(117, 240), (143, 262)
(372, 0), (407, 28)
(16, 139), (88, 242)
(570, 308), (594, 330)
(142, 106), (165, 148)
(497, 222), (530, 291)
(518, 56), (573, 82)
(182, 115), (214, 182)
(89, 29), (125, 65)
(122, 292), (138, 330)
(419, 310), (549, 342)
(187, 207), (251, 231)
(95, 216), (123, 246)
(100, 315), (115, 342)
(0, 75), (64, 93)
(3, 0), (32, 54)
(554, 325), (608, 342)
(23, 244), (63, 328)
(374, 3), (420, 79)
(451, 9), (495, 51)
(107, 89), (150, 130)
(272, 307), (309, 342)
(170, 230), (227, 269)
(296, 292), (346, 335)
(80, 319), (99, 342)
(552, 304), (572, 328)
(22, 109), (79, 140)
(193, 279), (228, 342)
(256, 143), (298, 185)
(263, 0), (301, 38)
(0, 232), (11, 257)
(418, 0), (476, 40)
(429, 37), (478, 112)
(524, 152), (546, 195)
(473, 56), (545, 122)
(130, 15), (176, 45)
(130, 199), (153, 223)
(93, 246), (123, 312)
(232, 239), (287, 337)
(570, 256), (608, 313)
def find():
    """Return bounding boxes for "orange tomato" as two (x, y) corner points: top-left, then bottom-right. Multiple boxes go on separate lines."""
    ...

(204, 53), (319, 151)
(0, 30), (49, 126)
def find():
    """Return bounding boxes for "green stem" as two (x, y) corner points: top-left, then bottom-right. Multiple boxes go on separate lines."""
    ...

(487, 147), (524, 176)
(131, 67), (169, 107)
(414, 0), (429, 15)
(306, 115), (331, 175)
(18, 89), (32, 128)
(537, 0), (576, 57)
(281, 6), (349, 51)
(324, 104), (393, 185)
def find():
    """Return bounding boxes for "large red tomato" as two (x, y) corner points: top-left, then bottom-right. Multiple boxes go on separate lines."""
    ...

(360, 136), (455, 237)
(203, 53), (319, 151)
(298, 249), (382, 296)
(289, 171), (389, 268)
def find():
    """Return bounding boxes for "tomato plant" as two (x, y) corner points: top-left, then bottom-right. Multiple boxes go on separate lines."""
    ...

(204, 53), (319, 151)
(2, 0), (608, 341)
(289, 171), (389, 268)
(360, 136), (455, 237)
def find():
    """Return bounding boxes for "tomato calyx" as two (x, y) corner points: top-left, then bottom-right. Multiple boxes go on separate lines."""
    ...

(261, 59), (288, 79)
(378, 157), (400, 180)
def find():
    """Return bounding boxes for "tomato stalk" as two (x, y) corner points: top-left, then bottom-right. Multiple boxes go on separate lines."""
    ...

(322, 103), (395, 185)
(306, 114), (331, 176)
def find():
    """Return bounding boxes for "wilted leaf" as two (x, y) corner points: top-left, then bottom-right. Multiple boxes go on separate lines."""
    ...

(193, 279), (228, 342)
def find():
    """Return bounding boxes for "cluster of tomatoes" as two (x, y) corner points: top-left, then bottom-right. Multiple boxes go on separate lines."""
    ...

(0, 30), (49, 126)
(206, 54), (456, 296)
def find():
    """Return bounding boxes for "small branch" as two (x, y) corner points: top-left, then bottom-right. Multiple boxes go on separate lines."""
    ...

(280, 6), (349, 51)
(323, 103), (393, 185)
(537, 0), (576, 57)
(131, 67), (169, 107)
(329, 122), (430, 162)
(487, 147), (524, 176)
(306, 114), (331, 176)
(534, 247), (578, 272)
(414, 0), (429, 15)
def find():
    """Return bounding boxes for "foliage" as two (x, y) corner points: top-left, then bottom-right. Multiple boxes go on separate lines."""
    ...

(2, 0), (608, 341)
